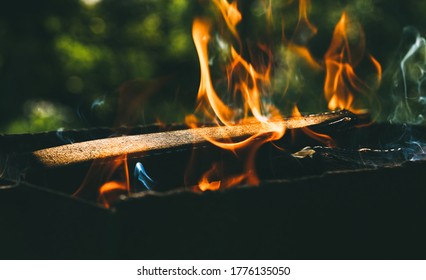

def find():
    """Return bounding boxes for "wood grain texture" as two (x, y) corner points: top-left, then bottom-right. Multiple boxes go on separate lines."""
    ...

(33, 110), (355, 167)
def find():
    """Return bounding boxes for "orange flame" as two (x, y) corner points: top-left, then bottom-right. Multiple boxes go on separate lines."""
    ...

(191, 18), (234, 125)
(99, 181), (127, 207)
(79, 1), (385, 200)
(284, 0), (321, 70)
(213, 0), (242, 39)
(293, 0), (317, 45)
(197, 163), (247, 192)
(292, 105), (336, 147)
(191, 19), (285, 141)
(191, 1), (286, 191)
(369, 55), (382, 83)
(324, 12), (381, 113)
(197, 163), (222, 191)
(199, 178), (221, 192)
(74, 154), (130, 208)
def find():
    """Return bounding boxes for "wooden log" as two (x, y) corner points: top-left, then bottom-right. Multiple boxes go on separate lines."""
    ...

(33, 110), (356, 168)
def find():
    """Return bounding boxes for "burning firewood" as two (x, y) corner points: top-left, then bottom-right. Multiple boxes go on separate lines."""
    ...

(32, 110), (357, 168)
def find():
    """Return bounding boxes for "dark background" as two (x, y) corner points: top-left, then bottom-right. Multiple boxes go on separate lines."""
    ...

(0, 0), (425, 133)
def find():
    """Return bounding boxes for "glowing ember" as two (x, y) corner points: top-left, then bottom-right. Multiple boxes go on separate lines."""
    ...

(197, 162), (249, 192)
(198, 178), (221, 192)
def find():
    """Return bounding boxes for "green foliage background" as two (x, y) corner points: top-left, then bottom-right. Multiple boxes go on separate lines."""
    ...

(1, 0), (425, 133)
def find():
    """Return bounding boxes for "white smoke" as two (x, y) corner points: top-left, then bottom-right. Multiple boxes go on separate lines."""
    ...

(389, 27), (426, 125)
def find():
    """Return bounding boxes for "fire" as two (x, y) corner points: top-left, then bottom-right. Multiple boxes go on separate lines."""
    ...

(199, 178), (221, 192)
(197, 163), (247, 191)
(191, 18), (234, 126)
(213, 0), (242, 38)
(284, 0), (321, 70)
(292, 105), (335, 147)
(191, 18), (281, 131)
(324, 12), (382, 113)
(74, 154), (130, 208)
(190, 1), (286, 191)
(98, 181), (127, 207)
(190, 1), (382, 191)
(74, 0), (385, 202)
(283, 0), (317, 46)
(197, 163), (222, 191)
(99, 181), (127, 193)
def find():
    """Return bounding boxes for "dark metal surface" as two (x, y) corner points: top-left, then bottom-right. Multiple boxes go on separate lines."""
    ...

(0, 161), (425, 259)
(118, 161), (426, 259)
(0, 179), (116, 259)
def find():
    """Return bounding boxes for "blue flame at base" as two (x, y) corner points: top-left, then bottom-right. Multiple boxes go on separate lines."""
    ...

(134, 162), (156, 191)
